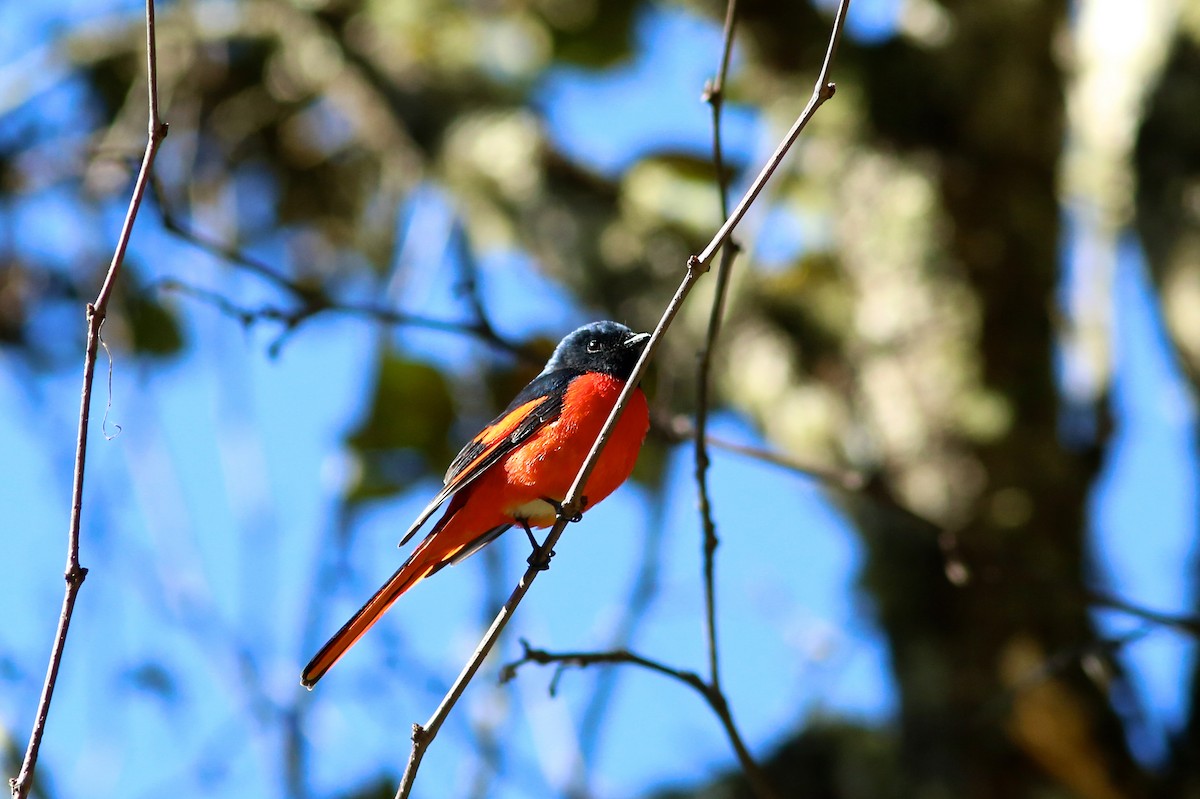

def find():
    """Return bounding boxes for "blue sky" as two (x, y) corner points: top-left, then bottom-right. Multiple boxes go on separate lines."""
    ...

(2, 2), (1198, 798)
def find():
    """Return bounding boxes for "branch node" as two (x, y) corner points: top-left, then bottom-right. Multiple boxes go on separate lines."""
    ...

(411, 723), (428, 745)
(65, 566), (88, 587)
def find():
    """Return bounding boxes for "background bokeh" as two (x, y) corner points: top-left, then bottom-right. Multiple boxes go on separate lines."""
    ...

(3, 1), (1200, 798)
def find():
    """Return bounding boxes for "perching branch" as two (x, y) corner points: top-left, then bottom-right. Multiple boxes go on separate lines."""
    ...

(692, 0), (846, 268)
(9, 2), (168, 798)
(391, 2), (851, 797)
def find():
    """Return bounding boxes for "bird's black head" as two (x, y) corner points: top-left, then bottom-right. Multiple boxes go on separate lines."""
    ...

(544, 321), (650, 381)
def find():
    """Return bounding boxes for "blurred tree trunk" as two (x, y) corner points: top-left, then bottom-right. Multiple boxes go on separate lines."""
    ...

(711, 1), (1151, 797)
(853, 3), (1141, 797)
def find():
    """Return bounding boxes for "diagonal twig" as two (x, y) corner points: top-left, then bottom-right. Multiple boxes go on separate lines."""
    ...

(392, 2), (851, 796)
(153, 179), (530, 360)
(9, 2), (168, 798)
(149, 174), (301, 296)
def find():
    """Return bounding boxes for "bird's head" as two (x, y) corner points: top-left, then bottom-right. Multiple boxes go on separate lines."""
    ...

(544, 321), (651, 381)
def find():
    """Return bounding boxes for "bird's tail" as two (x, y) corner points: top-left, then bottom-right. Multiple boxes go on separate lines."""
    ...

(301, 518), (454, 689)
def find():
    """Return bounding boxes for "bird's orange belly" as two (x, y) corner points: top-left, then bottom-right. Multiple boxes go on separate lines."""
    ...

(501, 375), (648, 527)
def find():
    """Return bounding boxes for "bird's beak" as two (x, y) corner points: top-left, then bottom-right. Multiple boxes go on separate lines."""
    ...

(624, 332), (651, 349)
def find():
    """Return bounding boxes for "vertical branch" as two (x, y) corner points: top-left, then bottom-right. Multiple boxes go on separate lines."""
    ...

(694, 0), (741, 695)
(8, 3), (167, 798)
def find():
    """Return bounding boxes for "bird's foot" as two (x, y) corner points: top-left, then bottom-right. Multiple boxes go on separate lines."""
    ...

(541, 496), (586, 523)
(526, 548), (555, 571)
(521, 521), (555, 571)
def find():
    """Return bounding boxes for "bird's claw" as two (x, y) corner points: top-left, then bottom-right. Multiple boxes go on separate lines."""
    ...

(526, 548), (555, 571)
(521, 520), (555, 570)
(542, 496), (587, 523)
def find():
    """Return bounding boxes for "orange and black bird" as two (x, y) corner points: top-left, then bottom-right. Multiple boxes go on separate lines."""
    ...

(302, 321), (651, 688)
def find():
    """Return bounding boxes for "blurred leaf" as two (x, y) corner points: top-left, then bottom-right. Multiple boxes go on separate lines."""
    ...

(83, 51), (142, 123)
(542, 0), (638, 66)
(749, 252), (850, 373)
(484, 335), (558, 408)
(644, 151), (725, 182)
(650, 721), (903, 799)
(123, 287), (185, 358)
(346, 352), (457, 503)
(0, 261), (28, 346)
(334, 775), (396, 799)
(120, 663), (178, 702)
(623, 156), (723, 240)
(630, 434), (669, 489)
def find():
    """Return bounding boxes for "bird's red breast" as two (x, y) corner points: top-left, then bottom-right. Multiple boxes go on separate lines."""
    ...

(405, 375), (648, 563)
(502, 372), (648, 523)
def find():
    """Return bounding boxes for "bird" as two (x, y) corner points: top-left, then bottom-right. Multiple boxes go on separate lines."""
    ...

(301, 321), (652, 688)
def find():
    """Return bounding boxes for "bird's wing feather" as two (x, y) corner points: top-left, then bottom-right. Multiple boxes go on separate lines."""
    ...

(397, 370), (573, 546)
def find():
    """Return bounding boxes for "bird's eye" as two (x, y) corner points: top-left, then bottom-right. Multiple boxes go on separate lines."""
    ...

(586, 339), (602, 353)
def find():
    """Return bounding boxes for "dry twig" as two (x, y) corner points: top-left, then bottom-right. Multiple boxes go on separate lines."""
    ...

(9, 2), (168, 797)
(150, 177), (528, 359)
(501, 639), (764, 785)
(695, 0), (741, 708)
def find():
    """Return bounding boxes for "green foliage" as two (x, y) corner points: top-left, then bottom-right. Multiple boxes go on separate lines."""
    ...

(120, 285), (185, 357)
(651, 722), (904, 799)
(542, 0), (639, 66)
(345, 352), (457, 503)
(749, 253), (850, 373)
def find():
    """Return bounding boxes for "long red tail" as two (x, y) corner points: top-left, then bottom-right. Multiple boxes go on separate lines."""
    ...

(301, 516), (458, 688)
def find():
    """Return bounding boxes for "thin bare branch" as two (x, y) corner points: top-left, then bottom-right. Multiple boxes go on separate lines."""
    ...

(695, 0), (742, 700)
(707, 434), (866, 490)
(392, 3), (851, 795)
(10, 2), (167, 798)
(448, 219), (505, 348)
(1084, 591), (1200, 636)
(654, 413), (868, 490)
(154, 278), (530, 360)
(501, 641), (777, 799)
(153, 183), (513, 358)
(150, 175), (301, 296)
